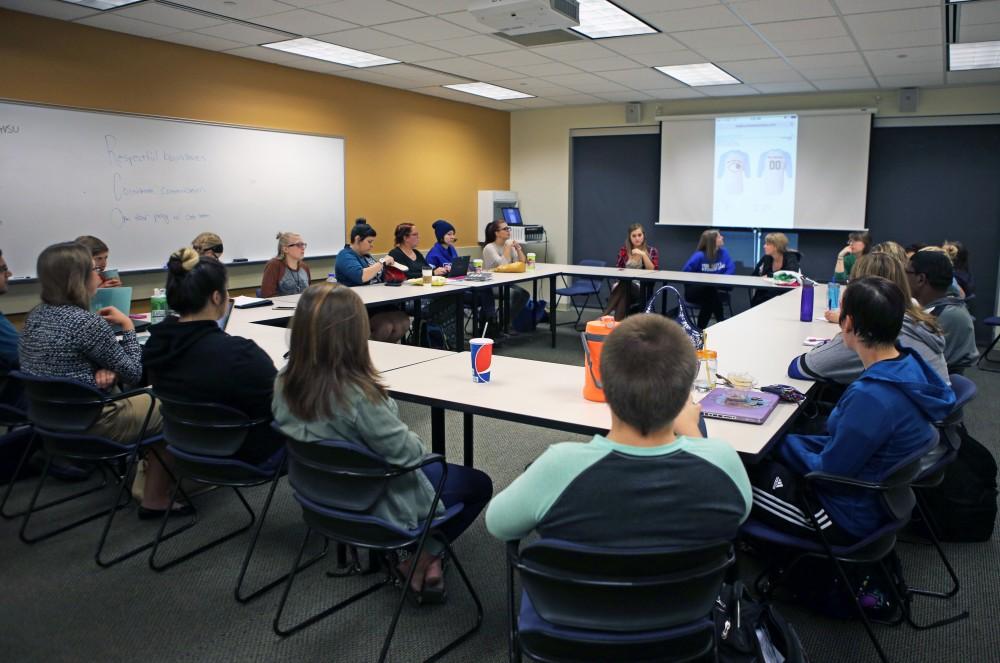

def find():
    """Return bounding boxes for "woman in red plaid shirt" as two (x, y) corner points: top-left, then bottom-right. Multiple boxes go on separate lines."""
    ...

(603, 223), (659, 320)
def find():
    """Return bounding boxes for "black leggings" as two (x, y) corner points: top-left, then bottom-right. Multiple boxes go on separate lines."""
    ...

(685, 285), (726, 329)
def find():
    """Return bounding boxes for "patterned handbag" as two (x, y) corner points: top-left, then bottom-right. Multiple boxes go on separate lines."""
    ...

(644, 284), (704, 349)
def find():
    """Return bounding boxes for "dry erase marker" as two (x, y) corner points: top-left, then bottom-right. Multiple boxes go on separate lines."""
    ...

(232, 258), (249, 263)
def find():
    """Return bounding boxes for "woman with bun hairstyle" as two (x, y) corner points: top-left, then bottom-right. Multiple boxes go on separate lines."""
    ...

(335, 221), (411, 343)
(18, 242), (179, 517)
(143, 248), (283, 464)
(272, 284), (493, 603)
(191, 232), (224, 260)
(260, 232), (310, 298)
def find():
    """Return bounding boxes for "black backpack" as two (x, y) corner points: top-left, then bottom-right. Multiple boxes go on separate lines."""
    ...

(714, 581), (808, 663)
(917, 423), (998, 542)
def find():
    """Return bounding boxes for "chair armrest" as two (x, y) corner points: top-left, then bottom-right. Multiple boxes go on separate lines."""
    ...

(105, 385), (155, 405)
(804, 471), (890, 491)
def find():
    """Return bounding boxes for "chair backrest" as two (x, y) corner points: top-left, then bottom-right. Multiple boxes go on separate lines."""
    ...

(286, 438), (392, 513)
(12, 371), (106, 434)
(937, 374), (977, 452)
(881, 433), (940, 520)
(578, 259), (606, 269)
(0, 370), (29, 427)
(157, 394), (258, 457)
(515, 539), (734, 633)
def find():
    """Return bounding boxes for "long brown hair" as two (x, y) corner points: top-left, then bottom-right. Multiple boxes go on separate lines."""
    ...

(625, 223), (649, 259)
(697, 229), (720, 262)
(38, 242), (93, 310)
(852, 253), (941, 335)
(279, 283), (387, 421)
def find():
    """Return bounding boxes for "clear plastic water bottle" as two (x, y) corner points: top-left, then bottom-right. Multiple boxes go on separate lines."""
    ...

(827, 281), (841, 311)
(800, 280), (814, 322)
(326, 272), (337, 284)
(150, 288), (167, 324)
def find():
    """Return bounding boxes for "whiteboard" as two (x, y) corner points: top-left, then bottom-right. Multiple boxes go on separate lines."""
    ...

(0, 100), (345, 278)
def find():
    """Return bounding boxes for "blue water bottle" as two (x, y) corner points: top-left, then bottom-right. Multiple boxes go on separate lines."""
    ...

(800, 280), (814, 322)
(828, 281), (840, 311)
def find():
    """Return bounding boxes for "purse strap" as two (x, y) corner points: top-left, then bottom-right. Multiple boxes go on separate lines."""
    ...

(644, 285), (703, 349)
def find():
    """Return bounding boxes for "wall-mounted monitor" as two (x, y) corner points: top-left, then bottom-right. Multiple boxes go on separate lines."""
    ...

(501, 206), (524, 225)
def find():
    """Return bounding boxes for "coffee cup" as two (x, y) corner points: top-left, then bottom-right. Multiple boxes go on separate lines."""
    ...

(422, 267), (432, 285)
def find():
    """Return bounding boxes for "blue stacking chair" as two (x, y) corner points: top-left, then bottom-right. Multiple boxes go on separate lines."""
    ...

(741, 437), (939, 663)
(148, 396), (327, 603)
(554, 259), (606, 329)
(272, 438), (483, 662)
(11, 371), (194, 567)
(506, 539), (734, 662)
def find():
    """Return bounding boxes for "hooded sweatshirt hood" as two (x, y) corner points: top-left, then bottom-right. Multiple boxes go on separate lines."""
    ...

(141, 317), (220, 372)
(857, 346), (955, 423)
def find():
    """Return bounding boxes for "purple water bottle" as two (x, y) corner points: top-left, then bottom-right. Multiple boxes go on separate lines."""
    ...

(800, 280), (814, 322)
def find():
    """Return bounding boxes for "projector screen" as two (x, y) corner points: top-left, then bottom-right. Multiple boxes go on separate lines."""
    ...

(658, 109), (873, 231)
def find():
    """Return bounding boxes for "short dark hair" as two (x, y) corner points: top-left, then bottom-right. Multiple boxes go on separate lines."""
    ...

(75, 235), (109, 256)
(840, 276), (905, 347)
(350, 222), (377, 244)
(600, 314), (696, 436)
(909, 251), (953, 291)
(848, 230), (872, 253)
(165, 247), (228, 315)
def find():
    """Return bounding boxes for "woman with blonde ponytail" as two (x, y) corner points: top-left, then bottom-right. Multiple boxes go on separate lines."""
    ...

(260, 231), (311, 297)
(143, 248), (283, 464)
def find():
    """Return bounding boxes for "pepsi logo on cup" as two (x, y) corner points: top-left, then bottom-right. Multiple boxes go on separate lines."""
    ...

(471, 338), (493, 383)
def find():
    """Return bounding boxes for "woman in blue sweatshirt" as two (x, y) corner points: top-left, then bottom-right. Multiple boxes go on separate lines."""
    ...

(681, 229), (735, 329)
(750, 276), (955, 543)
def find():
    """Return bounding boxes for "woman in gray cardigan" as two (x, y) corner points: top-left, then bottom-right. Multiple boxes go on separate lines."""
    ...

(272, 283), (492, 603)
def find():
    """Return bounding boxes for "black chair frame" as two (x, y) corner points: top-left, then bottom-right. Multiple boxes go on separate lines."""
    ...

(273, 444), (483, 663)
(554, 260), (606, 330)
(506, 539), (735, 663)
(12, 372), (195, 567)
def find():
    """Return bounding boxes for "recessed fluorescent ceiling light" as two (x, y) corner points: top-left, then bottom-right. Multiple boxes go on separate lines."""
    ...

(571, 0), (657, 39)
(57, 0), (145, 8)
(655, 63), (741, 86)
(950, 41), (1000, 70)
(443, 83), (534, 100)
(263, 38), (399, 68)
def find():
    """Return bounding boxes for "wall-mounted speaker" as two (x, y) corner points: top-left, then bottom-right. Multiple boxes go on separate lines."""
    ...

(899, 87), (920, 113)
(625, 102), (642, 123)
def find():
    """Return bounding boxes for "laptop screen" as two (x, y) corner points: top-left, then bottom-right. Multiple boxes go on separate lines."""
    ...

(501, 207), (523, 226)
(217, 299), (235, 331)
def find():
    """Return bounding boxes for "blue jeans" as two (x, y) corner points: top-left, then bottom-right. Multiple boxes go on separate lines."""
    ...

(421, 463), (493, 544)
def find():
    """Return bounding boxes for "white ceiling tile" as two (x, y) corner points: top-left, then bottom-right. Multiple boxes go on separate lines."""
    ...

(307, 0), (424, 26)
(812, 76), (879, 90)
(158, 30), (246, 51)
(75, 13), (180, 39)
(876, 72), (944, 87)
(0, 0), (98, 20)
(569, 55), (644, 72)
(786, 51), (866, 70)
(507, 61), (584, 76)
(853, 29), (942, 50)
(699, 84), (760, 96)
(646, 87), (708, 99)
(369, 63), (467, 87)
(507, 98), (565, 109)
(531, 42), (619, 63)
(752, 81), (818, 93)
(439, 10), (501, 34)
(545, 93), (608, 105)
(376, 16), (478, 41)
(843, 7), (941, 37)
(427, 35), (519, 55)
(947, 68), (1000, 85)
(249, 10), (358, 36)
(264, 0), (336, 6)
(114, 3), (227, 31)
(601, 33), (689, 56)
(690, 43), (779, 60)
(672, 25), (767, 49)
(959, 0), (1000, 25)
(864, 45), (942, 74)
(312, 27), (412, 49)
(833, 0), (937, 14)
(644, 5), (743, 32)
(487, 78), (579, 96)
(960, 25), (1000, 43)
(719, 57), (795, 74)
(599, 67), (685, 89)
(596, 90), (655, 102)
(755, 17), (847, 42)
(803, 65), (874, 79)
(472, 50), (555, 68)
(372, 42), (456, 62)
(771, 36), (857, 56)
(539, 72), (632, 93)
(725, 0), (837, 23)
(629, 49), (706, 66)
(732, 69), (805, 83)
(618, 0), (721, 12)
(392, 0), (469, 12)
(419, 57), (521, 80)
(166, 0), (291, 21)
(197, 22), (289, 44)
(223, 45), (307, 65)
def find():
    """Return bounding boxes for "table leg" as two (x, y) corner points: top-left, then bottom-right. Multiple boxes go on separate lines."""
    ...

(411, 295), (423, 346)
(453, 293), (464, 351)
(532, 279), (539, 332)
(463, 413), (474, 467)
(500, 285), (509, 332)
(431, 407), (445, 457)
(549, 274), (557, 348)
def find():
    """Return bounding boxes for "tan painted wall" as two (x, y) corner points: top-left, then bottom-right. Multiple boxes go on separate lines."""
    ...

(0, 9), (509, 313)
(511, 86), (1000, 266)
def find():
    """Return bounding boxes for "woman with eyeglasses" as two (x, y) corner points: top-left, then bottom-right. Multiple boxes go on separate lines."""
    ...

(18, 242), (183, 518)
(191, 232), (224, 260)
(261, 231), (311, 298)
(272, 284), (493, 603)
(335, 221), (411, 343)
(483, 219), (529, 326)
(388, 223), (449, 279)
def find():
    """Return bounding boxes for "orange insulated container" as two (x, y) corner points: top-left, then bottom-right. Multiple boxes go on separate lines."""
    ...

(581, 315), (618, 402)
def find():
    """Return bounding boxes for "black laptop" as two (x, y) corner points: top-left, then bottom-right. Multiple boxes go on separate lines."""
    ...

(448, 255), (471, 278)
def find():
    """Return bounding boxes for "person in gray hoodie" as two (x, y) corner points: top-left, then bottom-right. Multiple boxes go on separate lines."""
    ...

(907, 250), (979, 373)
(789, 252), (948, 384)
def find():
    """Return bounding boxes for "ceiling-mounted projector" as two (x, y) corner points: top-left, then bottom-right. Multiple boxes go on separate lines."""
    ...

(468, 0), (580, 36)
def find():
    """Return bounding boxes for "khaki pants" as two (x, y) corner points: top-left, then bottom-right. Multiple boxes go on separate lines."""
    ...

(88, 393), (163, 501)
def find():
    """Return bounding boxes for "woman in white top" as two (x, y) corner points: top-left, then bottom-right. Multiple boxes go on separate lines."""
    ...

(482, 220), (529, 328)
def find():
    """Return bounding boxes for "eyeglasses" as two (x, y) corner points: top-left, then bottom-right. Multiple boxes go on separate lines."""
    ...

(288, 242), (307, 249)
(498, 226), (510, 232)
(206, 244), (224, 254)
(0, 264), (8, 273)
